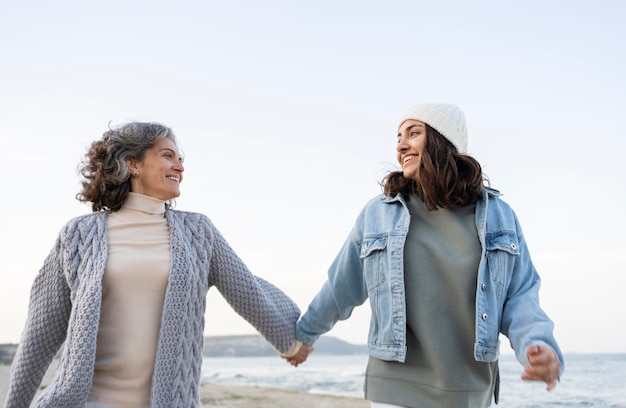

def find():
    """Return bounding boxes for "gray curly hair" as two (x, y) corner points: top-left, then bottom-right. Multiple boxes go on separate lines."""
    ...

(76, 122), (178, 212)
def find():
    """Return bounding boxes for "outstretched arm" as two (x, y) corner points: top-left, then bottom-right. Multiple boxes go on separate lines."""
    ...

(498, 210), (565, 386)
(207, 222), (300, 354)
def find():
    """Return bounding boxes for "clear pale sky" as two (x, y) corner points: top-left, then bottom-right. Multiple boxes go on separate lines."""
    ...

(1, 1), (625, 354)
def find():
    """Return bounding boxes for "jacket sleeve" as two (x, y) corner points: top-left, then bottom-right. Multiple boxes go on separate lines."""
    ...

(295, 225), (368, 346)
(499, 215), (565, 373)
(206, 219), (300, 354)
(4, 235), (72, 408)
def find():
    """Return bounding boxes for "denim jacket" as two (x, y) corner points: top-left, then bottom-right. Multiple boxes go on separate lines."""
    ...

(296, 188), (564, 371)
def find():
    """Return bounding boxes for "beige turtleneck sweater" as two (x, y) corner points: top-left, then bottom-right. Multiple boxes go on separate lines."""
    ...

(88, 192), (170, 406)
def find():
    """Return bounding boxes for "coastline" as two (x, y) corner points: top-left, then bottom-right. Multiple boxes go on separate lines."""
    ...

(0, 362), (369, 408)
(199, 382), (369, 407)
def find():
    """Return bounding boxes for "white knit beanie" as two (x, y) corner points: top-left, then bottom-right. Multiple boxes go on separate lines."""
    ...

(399, 103), (468, 153)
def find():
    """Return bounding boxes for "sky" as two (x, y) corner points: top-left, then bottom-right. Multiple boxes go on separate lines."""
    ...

(1, 1), (625, 355)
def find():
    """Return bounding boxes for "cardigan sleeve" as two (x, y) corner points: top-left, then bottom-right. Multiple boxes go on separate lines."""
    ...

(205, 220), (300, 354)
(4, 235), (72, 408)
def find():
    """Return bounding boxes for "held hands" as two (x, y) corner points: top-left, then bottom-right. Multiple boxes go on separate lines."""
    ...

(521, 345), (561, 391)
(280, 343), (315, 367)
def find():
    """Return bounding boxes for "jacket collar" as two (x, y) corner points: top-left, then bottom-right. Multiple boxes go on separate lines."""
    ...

(381, 186), (501, 206)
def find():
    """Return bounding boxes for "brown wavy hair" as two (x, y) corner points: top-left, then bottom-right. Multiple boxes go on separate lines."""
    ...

(382, 124), (486, 210)
(76, 122), (177, 212)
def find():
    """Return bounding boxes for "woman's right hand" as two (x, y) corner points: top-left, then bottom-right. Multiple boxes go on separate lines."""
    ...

(283, 344), (315, 367)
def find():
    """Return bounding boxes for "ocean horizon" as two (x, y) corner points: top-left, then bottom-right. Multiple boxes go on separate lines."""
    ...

(202, 353), (626, 407)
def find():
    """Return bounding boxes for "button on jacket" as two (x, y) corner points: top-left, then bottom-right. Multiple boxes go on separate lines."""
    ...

(296, 188), (564, 372)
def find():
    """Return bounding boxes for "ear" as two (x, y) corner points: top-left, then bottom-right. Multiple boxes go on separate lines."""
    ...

(127, 158), (139, 173)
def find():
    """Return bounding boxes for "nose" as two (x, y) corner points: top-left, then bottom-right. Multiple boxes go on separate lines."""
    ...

(397, 136), (408, 152)
(175, 161), (185, 173)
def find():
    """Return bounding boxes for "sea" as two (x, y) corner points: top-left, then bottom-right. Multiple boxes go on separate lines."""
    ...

(201, 353), (626, 407)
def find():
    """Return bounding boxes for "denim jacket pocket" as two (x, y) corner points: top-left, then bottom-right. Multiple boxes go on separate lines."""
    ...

(360, 236), (388, 292)
(485, 231), (520, 299)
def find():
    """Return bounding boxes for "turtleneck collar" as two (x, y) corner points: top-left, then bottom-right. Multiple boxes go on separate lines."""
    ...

(122, 192), (167, 215)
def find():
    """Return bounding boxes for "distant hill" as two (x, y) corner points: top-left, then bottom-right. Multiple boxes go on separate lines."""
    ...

(0, 336), (367, 362)
(203, 335), (367, 357)
(0, 343), (18, 364)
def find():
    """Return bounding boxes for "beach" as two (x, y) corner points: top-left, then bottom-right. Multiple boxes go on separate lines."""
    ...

(6, 353), (626, 406)
(0, 362), (369, 408)
(199, 382), (369, 407)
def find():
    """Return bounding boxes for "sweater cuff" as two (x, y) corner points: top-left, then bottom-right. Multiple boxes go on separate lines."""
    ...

(280, 340), (303, 358)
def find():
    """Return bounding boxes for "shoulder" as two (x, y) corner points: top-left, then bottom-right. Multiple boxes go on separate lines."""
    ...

(350, 193), (408, 238)
(358, 193), (405, 218)
(58, 212), (107, 238)
(480, 189), (523, 233)
(166, 209), (211, 224)
(482, 188), (515, 215)
(362, 193), (403, 210)
(50, 213), (108, 268)
(166, 209), (216, 235)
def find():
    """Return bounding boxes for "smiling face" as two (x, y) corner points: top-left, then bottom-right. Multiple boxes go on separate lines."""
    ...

(128, 137), (184, 200)
(396, 119), (427, 180)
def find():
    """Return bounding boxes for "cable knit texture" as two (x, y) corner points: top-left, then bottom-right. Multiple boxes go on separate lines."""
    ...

(4, 210), (300, 408)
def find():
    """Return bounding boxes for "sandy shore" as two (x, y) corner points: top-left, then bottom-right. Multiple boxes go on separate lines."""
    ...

(0, 362), (369, 407)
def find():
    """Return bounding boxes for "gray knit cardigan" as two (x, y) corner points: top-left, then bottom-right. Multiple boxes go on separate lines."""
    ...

(4, 210), (300, 408)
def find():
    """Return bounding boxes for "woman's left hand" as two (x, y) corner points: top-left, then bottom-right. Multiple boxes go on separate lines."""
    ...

(521, 345), (561, 391)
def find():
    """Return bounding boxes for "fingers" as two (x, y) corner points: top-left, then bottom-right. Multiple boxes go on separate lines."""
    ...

(521, 371), (558, 391)
(527, 345), (541, 357)
(294, 345), (314, 365)
(521, 345), (561, 391)
(284, 357), (300, 367)
(546, 378), (558, 391)
(281, 345), (315, 368)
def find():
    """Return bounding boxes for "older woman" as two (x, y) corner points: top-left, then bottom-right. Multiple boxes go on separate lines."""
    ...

(5, 122), (302, 408)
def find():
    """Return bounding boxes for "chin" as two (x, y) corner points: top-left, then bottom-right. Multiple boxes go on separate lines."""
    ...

(162, 193), (180, 201)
